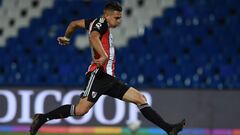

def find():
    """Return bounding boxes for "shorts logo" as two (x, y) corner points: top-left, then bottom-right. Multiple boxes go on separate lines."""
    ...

(92, 91), (98, 98)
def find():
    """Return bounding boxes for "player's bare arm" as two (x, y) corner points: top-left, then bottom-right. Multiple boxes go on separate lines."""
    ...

(57, 19), (86, 45)
(89, 31), (108, 67)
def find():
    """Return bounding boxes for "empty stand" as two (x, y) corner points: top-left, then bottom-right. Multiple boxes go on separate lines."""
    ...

(0, 0), (239, 89)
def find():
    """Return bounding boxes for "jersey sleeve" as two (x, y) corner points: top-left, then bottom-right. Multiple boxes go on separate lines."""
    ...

(90, 18), (108, 36)
(84, 18), (94, 30)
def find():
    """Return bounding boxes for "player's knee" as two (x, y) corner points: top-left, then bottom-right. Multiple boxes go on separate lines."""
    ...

(134, 93), (147, 106)
(74, 106), (89, 116)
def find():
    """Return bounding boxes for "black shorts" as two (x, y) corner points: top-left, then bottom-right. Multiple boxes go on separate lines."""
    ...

(82, 68), (130, 103)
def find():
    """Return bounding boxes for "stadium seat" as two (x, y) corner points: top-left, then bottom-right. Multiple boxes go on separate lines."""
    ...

(0, 0), (239, 89)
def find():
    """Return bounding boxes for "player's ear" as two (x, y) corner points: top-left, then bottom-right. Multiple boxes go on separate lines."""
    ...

(104, 10), (112, 20)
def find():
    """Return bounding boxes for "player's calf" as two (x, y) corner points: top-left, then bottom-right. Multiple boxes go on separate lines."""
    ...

(138, 103), (173, 133)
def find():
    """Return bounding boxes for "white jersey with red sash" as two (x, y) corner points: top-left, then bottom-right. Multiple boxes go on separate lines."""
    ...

(85, 17), (116, 76)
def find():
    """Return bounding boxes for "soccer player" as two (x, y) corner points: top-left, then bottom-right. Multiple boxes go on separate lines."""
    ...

(30, 2), (185, 135)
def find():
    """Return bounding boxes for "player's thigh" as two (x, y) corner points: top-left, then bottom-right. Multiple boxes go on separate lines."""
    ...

(105, 76), (129, 100)
(122, 87), (147, 105)
(75, 97), (95, 115)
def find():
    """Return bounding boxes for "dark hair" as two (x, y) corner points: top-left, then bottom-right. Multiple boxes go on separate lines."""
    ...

(104, 1), (122, 12)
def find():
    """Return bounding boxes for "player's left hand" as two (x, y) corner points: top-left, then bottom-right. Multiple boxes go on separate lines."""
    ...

(57, 37), (70, 45)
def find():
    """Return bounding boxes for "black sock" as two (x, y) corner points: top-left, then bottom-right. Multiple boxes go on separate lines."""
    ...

(139, 103), (172, 132)
(43, 104), (75, 121)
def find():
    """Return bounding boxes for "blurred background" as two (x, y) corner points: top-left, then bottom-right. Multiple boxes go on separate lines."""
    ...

(0, 0), (240, 135)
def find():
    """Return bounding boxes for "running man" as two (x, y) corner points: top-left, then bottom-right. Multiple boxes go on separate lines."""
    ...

(30, 2), (185, 135)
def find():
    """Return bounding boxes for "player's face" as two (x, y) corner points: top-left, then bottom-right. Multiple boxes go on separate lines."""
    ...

(108, 11), (122, 28)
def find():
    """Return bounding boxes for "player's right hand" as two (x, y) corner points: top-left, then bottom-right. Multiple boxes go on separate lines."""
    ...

(93, 56), (108, 67)
(57, 37), (70, 45)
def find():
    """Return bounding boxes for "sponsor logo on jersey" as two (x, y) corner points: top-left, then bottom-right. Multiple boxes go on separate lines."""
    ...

(96, 23), (102, 29)
(96, 18), (105, 29)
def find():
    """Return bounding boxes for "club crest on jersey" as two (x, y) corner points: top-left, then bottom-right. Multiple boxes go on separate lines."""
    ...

(92, 91), (98, 98)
